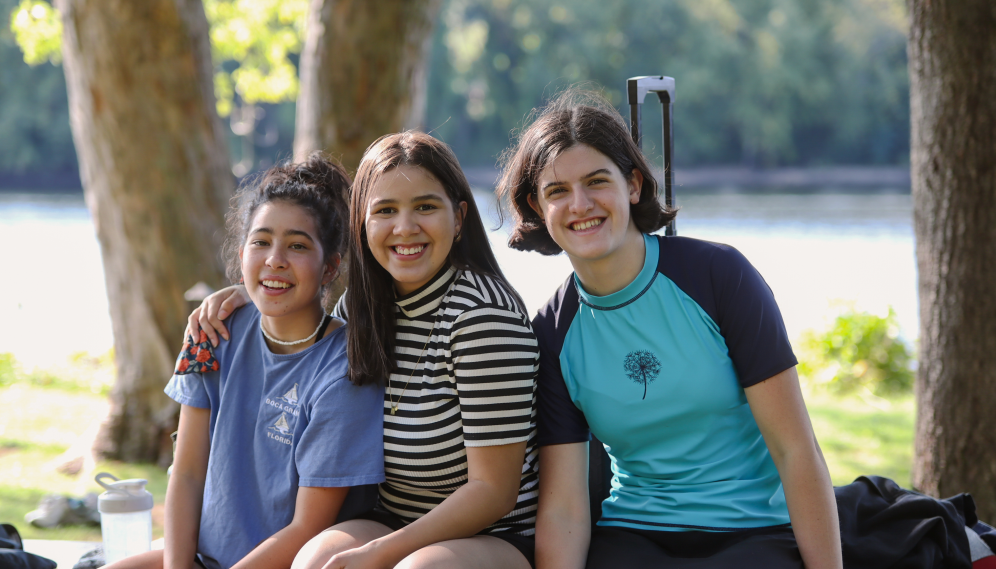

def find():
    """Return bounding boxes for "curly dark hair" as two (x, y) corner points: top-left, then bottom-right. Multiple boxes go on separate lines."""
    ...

(497, 88), (676, 255)
(222, 152), (351, 307)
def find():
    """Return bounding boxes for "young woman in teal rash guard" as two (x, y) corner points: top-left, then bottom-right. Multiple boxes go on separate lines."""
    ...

(107, 155), (386, 569)
(187, 132), (540, 569)
(496, 90), (843, 569)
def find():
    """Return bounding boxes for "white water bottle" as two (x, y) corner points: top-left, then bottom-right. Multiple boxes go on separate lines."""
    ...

(96, 472), (153, 565)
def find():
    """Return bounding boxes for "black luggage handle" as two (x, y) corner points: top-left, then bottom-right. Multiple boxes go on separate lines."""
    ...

(627, 76), (676, 236)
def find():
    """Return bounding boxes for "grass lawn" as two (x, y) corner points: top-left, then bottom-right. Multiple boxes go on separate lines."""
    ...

(0, 382), (167, 541)
(0, 379), (915, 542)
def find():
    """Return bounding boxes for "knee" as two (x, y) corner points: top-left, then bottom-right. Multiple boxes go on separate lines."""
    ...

(291, 529), (356, 569)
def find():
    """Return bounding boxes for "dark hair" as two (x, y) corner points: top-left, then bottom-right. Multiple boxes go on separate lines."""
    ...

(222, 152), (351, 307)
(346, 131), (524, 386)
(497, 88), (676, 255)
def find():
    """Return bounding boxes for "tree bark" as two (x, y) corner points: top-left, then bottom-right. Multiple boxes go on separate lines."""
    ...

(908, 0), (996, 519)
(294, 0), (442, 172)
(55, 0), (233, 465)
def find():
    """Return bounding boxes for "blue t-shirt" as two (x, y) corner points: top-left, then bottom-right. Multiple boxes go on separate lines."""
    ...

(534, 233), (797, 532)
(165, 305), (385, 569)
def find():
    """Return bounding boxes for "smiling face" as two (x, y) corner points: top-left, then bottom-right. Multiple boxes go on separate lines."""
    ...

(528, 144), (643, 265)
(240, 201), (334, 320)
(364, 165), (467, 296)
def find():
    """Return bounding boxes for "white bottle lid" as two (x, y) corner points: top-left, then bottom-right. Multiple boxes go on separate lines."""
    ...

(95, 472), (154, 514)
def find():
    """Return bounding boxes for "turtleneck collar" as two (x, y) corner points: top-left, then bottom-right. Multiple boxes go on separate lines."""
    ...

(394, 264), (459, 318)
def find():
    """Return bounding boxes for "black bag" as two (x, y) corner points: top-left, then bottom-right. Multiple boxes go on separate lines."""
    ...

(0, 524), (57, 569)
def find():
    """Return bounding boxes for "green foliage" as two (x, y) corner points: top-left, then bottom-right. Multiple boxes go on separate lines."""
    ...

(798, 306), (915, 396)
(8, 0), (59, 65)
(0, 352), (16, 385)
(5, 0), (912, 174)
(204, 0), (307, 116)
(0, 0), (75, 173)
(426, 0), (910, 167)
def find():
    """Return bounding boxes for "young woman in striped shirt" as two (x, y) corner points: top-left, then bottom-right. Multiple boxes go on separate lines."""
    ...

(188, 132), (539, 569)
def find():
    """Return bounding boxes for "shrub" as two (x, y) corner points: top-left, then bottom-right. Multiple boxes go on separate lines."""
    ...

(797, 307), (915, 396)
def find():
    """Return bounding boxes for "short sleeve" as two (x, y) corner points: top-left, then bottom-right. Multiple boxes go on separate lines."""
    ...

(165, 372), (211, 409)
(450, 300), (538, 448)
(710, 246), (798, 387)
(533, 283), (590, 447)
(295, 377), (385, 487)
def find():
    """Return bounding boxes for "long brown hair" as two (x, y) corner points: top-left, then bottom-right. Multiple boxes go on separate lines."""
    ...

(497, 88), (676, 254)
(346, 131), (523, 386)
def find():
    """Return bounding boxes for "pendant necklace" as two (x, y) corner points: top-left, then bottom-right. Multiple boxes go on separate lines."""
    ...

(390, 321), (436, 415)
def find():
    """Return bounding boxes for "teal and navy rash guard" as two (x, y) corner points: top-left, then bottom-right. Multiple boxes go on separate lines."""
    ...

(534, 233), (798, 532)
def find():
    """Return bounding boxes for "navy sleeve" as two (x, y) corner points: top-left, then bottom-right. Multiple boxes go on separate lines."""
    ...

(658, 236), (797, 388)
(534, 276), (591, 446)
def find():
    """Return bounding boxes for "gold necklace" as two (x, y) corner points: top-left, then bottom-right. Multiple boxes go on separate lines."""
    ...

(390, 321), (436, 416)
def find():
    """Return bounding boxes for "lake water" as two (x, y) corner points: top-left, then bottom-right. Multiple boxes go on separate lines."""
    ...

(0, 189), (917, 368)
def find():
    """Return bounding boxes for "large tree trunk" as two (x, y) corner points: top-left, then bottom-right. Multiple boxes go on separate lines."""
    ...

(908, 0), (996, 519)
(56, 0), (233, 465)
(294, 0), (442, 307)
(294, 0), (442, 171)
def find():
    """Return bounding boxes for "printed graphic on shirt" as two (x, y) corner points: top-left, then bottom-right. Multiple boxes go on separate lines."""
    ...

(267, 412), (294, 445)
(264, 384), (300, 446)
(624, 350), (662, 400)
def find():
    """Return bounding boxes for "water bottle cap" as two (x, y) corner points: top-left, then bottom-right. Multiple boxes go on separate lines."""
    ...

(95, 472), (154, 513)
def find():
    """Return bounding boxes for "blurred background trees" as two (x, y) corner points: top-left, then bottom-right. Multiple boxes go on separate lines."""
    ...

(3, 0), (910, 182)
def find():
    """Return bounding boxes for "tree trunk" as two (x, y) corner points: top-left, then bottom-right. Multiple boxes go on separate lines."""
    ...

(294, 0), (442, 307)
(294, 0), (442, 172)
(56, 0), (233, 466)
(908, 0), (996, 520)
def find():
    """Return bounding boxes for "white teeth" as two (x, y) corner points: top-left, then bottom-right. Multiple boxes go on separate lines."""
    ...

(262, 280), (291, 289)
(395, 245), (425, 255)
(571, 219), (603, 231)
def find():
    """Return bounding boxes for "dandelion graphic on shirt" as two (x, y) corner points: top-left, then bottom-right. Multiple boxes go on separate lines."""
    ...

(624, 350), (663, 400)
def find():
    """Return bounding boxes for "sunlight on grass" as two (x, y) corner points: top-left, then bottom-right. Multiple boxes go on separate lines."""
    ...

(804, 386), (915, 487)
(0, 382), (167, 541)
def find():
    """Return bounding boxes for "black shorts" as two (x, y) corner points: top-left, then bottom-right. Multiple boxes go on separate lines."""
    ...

(586, 524), (802, 569)
(354, 506), (535, 568)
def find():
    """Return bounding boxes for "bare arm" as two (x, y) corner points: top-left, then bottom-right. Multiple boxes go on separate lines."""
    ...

(164, 406), (210, 569)
(326, 441), (527, 568)
(745, 367), (842, 569)
(185, 285), (250, 347)
(231, 486), (349, 569)
(535, 442), (590, 569)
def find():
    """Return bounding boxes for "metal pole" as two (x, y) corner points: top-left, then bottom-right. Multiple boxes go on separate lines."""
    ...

(627, 76), (676, 236)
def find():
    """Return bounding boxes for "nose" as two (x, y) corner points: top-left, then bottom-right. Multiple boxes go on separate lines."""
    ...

(569, 184), (594, 215)
(266, 249), (288, 269)
(393, 210), (421, 237)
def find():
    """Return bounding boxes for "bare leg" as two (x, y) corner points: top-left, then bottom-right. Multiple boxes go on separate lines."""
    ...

(101, 550), (164, 569)
(397, 536), (531, 569)
(291, 520), (392, 569)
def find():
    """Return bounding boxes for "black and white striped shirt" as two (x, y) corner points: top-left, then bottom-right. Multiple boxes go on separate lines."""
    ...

(382, 265), (540, 535)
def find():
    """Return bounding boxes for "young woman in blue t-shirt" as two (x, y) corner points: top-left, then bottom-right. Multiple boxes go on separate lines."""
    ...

(187, 132), (540, 569)
(106, 155), (385, 569)
(496, 90), (843, 569)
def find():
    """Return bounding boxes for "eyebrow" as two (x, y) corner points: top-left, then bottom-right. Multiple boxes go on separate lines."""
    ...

(540, 168), (613, 193)
(369, 194), (446, 207)
(249, 227), (315, 242)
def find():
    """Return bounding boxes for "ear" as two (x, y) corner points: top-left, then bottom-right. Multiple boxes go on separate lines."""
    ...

(454, 200), (469, 235)
(526, 193), (544, 221)
(628, 169), (644, 205)
(322, 253), (342, 286)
